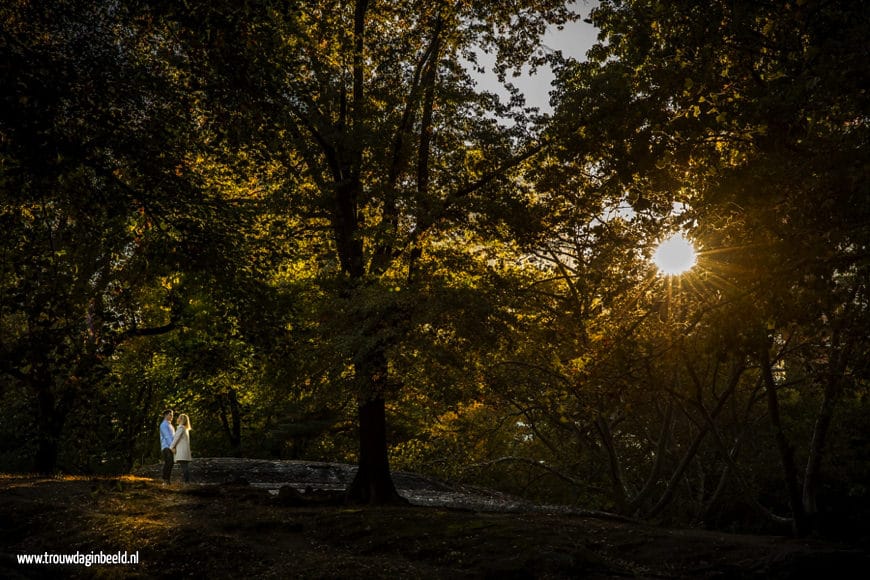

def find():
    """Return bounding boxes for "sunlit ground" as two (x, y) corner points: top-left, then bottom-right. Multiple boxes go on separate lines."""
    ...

(0, 473), (153, 489)
(1, 465), (857, 577)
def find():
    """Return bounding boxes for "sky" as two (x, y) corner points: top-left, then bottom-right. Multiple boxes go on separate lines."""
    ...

(471, 1), (600, 113)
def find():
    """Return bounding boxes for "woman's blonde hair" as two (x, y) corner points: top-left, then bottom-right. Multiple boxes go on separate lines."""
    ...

(177, 413), (192, 431)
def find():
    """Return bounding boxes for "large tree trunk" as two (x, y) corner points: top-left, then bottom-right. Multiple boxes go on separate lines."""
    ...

(34, 422), (61, 475)
(32, 377), (70, 475)
(346, 394), (405, 504)
(345, 348), (405, 504)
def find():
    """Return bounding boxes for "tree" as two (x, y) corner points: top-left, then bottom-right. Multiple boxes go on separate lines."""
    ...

(1, 0), (183, 471)
(143, 0), (578, 502)
(0, 0), (264, 472)
(547, 0), (870, 533)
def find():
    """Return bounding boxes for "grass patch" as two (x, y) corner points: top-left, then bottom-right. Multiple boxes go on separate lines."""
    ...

(2, 473), (867, 579)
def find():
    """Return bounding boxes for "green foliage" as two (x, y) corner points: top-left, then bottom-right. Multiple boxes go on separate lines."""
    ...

(2, 0), (867, 534)
(502, 0), (870, 532)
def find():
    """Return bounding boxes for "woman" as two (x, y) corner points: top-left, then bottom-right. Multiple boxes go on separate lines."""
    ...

(170, 413), (193, 483)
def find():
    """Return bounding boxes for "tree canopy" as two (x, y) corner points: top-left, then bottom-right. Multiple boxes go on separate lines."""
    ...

(1, 0), (867, 535)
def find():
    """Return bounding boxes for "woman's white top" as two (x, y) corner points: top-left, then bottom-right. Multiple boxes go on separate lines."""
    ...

(170, 425), (192, 461)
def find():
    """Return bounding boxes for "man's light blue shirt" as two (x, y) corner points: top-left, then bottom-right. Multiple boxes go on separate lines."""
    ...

(160, 420), (175, 450)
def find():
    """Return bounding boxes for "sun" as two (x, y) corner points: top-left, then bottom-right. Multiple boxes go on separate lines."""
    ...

(653, 234), (697, 275)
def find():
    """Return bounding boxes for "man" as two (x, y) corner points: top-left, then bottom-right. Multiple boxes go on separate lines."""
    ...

(160, 410), (175, 485)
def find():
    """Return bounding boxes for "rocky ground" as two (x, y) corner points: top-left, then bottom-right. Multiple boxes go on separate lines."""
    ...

(134, 457), (616, 514)
(1, 458), (867, 579)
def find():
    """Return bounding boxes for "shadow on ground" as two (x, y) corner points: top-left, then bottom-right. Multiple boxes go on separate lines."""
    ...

(1, 459), (867, 579)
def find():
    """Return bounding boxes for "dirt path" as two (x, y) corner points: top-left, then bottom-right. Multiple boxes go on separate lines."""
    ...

(134, 457), (540, 511)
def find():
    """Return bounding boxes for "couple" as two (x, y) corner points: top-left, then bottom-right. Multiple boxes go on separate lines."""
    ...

(160, 410), (192, 484)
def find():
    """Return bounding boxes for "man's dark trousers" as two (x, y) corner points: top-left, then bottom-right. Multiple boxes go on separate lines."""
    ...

(162, 448), (174, 483)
